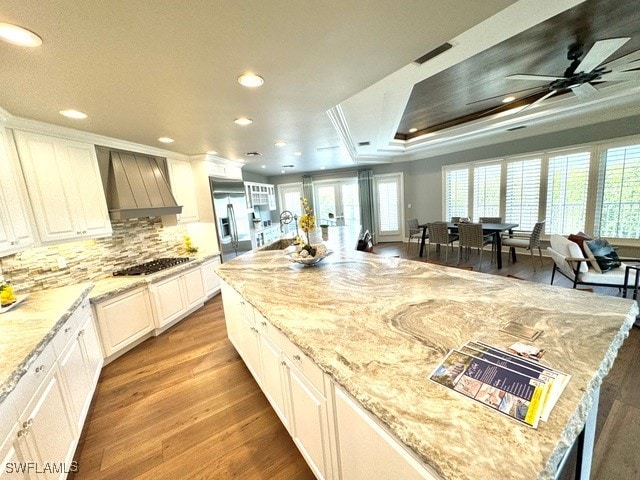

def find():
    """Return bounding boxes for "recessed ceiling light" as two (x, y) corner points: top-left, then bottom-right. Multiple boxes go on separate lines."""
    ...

(274, 141), (287, 147)
(281, 170), (285, 174)
(320, 166), (326, 170)
(237, 73), (264, 88)
(408, 128), (418, 133)
(502, 96), (516, 103)
(293, 151), (302, 156)
(59, 109), (87, 120)
(234, 117), (253, 126)
(158, 137), (174, 143)
(0, 23), (42, 47)
(206, 150), (218, 155)
(261, 165), (266, 169)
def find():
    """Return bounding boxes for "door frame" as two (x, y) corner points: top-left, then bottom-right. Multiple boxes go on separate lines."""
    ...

(373, 172), (405, 242)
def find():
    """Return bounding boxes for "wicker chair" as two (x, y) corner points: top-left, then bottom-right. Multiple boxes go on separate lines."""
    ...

(406, 218), (423, 254)
(501, 221), (545, 271)
(426, 221), (458, 262)
(457, 222), (493, 270)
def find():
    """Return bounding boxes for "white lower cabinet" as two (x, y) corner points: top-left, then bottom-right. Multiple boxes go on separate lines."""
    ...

(220, 281), (438, 480)
(333, 386), (437, 480)
(201, 257), (221, 298)
(0, 423), (25, 479)
(93, 287), (154, 358)
(149, 266), (206, 329)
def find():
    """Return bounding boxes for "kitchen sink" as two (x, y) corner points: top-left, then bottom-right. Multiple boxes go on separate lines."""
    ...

(258, 238), (297, 251)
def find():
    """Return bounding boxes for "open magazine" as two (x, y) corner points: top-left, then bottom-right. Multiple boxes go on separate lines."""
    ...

(429, 341), (570, 428)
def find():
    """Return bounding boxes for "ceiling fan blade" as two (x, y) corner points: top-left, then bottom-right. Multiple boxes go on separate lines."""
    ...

(571, 82), (599, 99)
(577, 38), (630, 73)
(600, 71), (640, 82)
(465, 86), (545, 106)
(506, 74), (563, 82)
(517, 90), (558, 114)
(601, 49), (640, 71)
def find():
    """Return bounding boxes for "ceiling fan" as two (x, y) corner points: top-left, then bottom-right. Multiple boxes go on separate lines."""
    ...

(476, 38), (640, 115)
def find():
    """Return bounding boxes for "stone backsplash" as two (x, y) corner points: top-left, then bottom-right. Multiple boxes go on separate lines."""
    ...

(0, 218), (189, 293)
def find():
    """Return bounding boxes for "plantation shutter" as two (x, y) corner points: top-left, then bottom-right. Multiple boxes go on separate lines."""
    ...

(444, 167), (469, 221)
(376, 176), (400, 234)
(598, 144), (640, 238)
(505, 158), (542, 231)
(545, 151), (591, 235)
(472, 163), (501, 222)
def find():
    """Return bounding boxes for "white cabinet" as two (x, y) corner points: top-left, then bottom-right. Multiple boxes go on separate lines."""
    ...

(167, 158), (199, 224)
(0, 128), (34, 256)
(0, 423), (25, 479)
(13, 130), (112, 244)
(245, 182), (276, 209)
(57, 309), (104, 434)
(220, 281), (333, 480)
(93, 287), (154, 358)
(201, 257), (221, 298)
(17, 363), (77, 479)
(206, 161), (242, 180)
(268, 185), (277, 210)
(149, 266), (205, 329)
(333, 386), (436, 480)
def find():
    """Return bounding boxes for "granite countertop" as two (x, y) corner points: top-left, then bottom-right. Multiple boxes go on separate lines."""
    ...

(216, 227), (638, 480)
(0, 251), (221, 405)
(0, 283), (93, 404)
(89, 251), (220, 302)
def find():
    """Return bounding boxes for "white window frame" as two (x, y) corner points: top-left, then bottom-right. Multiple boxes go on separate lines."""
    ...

(373, 172), (404, 242)
(277, 182), (303, 217)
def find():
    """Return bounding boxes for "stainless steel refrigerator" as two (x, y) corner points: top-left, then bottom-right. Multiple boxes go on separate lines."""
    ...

(210, 179), (253, 262)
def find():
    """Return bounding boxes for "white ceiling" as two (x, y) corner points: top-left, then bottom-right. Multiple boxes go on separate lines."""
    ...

(1, 0), (638, 177)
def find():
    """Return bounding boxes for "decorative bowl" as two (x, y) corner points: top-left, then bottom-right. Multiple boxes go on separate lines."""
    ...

(285, 248), (333, 266)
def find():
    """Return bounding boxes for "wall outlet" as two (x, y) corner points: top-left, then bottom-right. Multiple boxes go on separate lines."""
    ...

(57, 257), (67, 269)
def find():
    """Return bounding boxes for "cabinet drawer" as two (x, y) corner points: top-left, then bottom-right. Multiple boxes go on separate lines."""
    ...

(11, 342), (56, 417)
(265, 321), (325, 395)
(238, 297), (255, 323)
(51, 298), (89, 356)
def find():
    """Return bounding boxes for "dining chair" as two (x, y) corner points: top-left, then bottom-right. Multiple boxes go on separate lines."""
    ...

(501, 221), (545, 271)
(426, 221), (458, 262)
(478, 217), (502, 256)
(406, 218), (423, 254)
(457, 222), (493, 270)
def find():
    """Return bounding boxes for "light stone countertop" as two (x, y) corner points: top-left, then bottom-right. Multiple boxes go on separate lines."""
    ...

(216, 227), (638, 480)
(0, 283), (93, 404)
(0, 251), (221, 405)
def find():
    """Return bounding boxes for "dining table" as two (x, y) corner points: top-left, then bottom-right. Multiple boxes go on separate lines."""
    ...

(419, 222), (519, 269)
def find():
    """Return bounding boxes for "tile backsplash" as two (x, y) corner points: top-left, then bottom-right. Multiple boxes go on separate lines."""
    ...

(0, 218), (189, 293)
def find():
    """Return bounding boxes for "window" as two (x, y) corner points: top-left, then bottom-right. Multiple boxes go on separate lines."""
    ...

(505, 158), (541, 231)
(545, 151), (591, 235)
(598, 144), (640, 238)
(473, 163), (501, 221)
(376, 177), (400, 234)
(444, 167), (469, 221)
(277, 183), (303, 233)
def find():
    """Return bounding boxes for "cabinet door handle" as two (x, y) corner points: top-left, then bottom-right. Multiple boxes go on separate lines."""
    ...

(77, 231), (82, 235)
(64, 327), (72, 333)
(17, 429), (28, 438)
(78, 329), (85, 338)
(293, 354), (301, 361)
(280, 360), (287, 366)
(34, 365), (45, 374)
(22, 419), (33, 429)
(10, 240), (18, 245)
(82, 230), (87, 234)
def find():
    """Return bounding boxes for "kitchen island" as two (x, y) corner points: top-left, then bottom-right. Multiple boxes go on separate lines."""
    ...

(216, 228), (638, 480)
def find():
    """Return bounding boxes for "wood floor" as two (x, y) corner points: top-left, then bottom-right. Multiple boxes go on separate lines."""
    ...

(71, 242), (640, 480)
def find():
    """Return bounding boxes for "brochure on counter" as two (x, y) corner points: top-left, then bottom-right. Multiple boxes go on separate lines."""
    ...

(429, 341), (570, 428)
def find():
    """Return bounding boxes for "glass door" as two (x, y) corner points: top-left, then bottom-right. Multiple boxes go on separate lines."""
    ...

(314, 180), (360, 227)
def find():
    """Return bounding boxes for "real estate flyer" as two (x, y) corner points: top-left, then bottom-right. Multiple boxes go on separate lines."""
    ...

(429, 349), (548, 428)
(471, 340), (571, 421)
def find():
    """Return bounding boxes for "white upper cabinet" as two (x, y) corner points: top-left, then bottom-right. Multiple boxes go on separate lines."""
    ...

(167, 158), (199, 224)
(0, 128), (34, 256)
(13, 131), (112, 244)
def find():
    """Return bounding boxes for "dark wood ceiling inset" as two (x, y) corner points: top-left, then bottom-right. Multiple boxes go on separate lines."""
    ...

(396, 0), (640, 140)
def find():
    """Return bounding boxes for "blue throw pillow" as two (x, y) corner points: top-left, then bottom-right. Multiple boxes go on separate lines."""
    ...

(585, 238), (621, 273)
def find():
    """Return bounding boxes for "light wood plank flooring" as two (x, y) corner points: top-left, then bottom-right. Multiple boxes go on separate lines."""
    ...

(71, 243), (639, 479)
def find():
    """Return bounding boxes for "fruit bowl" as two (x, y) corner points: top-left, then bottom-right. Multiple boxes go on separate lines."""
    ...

(285, 245), (333, 266)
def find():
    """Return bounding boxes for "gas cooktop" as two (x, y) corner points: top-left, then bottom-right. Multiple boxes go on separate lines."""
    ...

(112, 257), (190, 276)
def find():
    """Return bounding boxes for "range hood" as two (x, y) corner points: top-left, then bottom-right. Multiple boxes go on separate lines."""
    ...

(100, 148), (183, 220)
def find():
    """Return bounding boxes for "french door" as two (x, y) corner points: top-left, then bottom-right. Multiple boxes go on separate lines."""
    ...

(374, 173), (404, 242)
(313, 180), (360, 227)
(277, 183), (303, 234)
